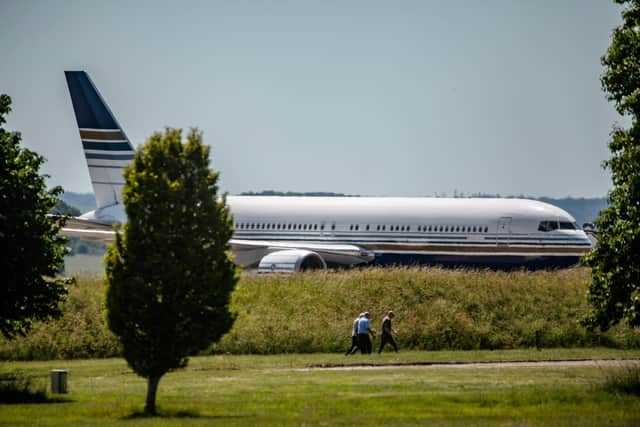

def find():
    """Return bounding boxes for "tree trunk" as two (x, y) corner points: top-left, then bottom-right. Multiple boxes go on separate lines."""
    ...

(144, 375), (161, 415)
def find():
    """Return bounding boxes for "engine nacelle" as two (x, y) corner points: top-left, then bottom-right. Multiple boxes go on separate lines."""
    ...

(257, 249), (327, 273)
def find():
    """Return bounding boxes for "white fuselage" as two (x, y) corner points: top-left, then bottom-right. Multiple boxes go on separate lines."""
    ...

(81, 196), (592, 269)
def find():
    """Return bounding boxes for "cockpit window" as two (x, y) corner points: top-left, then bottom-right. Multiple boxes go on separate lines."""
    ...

(559, 221), (577, 230)
(538, 220), (559, 232)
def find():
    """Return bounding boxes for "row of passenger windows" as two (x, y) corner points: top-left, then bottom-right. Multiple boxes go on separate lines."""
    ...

(235, 221), (575, 233)
(234, 222), (489, 233)
(421, 225), (489, 233)
(348, 224), (489, 233)
(236, 223), (326, 231)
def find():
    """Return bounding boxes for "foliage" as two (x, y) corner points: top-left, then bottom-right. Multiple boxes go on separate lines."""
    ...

(104, 128), (238, 414)
(583, 0), (640, 330)
(0, 274), (119, 360)
(0, 94), (69, 339)
(4, 268), (640, 360)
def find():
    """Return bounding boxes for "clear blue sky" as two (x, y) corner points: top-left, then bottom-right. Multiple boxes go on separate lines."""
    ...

(0, 0), (622, 197)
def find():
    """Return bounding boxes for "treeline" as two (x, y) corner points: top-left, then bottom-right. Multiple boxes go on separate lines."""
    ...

(50, 199), (80, 216)
(58, 192), (96, 213)
(240, 190), (357, 197)
(1, 268), (638, 360)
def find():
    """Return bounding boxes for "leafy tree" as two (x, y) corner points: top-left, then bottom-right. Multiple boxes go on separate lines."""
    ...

(583, 0), (640, 330)
(0, 94), (69, 338)
(105, 128), (238, 415)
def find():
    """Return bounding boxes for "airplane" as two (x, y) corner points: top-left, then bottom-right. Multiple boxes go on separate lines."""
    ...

(61, 71), (593, 272)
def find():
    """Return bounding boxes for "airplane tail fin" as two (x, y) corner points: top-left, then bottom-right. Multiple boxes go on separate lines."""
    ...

(65, 71), (134, 209)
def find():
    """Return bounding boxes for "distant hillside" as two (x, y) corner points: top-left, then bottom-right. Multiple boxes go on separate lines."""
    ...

(59, 192), (96, 213)
(60, 191), (607, 226)
(240, 190), (357, 197)
(51, 199), (81, 216)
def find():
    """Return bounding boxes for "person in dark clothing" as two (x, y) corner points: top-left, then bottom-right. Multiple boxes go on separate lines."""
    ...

(345, 313), (364, 355)
(357, 312), (376, 354)
(377, 310), (398, 353)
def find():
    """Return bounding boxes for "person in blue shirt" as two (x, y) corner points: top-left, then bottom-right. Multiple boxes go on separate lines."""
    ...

(357, 312), (376, 354)
(345, 313), (364, 355)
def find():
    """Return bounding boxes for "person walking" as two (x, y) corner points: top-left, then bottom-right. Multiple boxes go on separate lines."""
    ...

(377, 310), (399, 353)
(345, 313), (364, 355)
(357, 312), (376, 354)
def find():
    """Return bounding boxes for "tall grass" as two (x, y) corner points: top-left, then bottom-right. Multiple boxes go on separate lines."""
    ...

(0, 274), (120, 360)
(1, 267), (638, 360)
(214, 267), (640, 354)
(600, 364), (640, 396)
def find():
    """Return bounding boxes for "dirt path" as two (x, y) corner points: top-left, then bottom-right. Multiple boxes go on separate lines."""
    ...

(296, 359), (640, 371)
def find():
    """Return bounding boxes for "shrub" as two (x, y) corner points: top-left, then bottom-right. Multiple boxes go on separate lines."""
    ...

(0, 275), (120, 360)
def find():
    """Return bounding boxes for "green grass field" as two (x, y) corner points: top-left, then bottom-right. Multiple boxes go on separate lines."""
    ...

(3, 268), (640, 424)
(1, 350), (640, 426)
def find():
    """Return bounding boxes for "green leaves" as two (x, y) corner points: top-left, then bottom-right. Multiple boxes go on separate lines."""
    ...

(583, 1), (640, 331)
(0, 94), (69, 339)
(104, 127), (238, 384)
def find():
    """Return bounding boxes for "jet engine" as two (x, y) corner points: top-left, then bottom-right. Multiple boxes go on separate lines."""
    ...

(257, 249), (327, 273)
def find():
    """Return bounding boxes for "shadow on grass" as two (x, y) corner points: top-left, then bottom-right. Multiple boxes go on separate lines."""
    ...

(0, 390), (71, 404)
(0, 372), (72, 404)
(124, 409), (253, 420)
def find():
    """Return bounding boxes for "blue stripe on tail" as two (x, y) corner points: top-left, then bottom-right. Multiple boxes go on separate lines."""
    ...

(82, 141), (132, 151)
(65, 71), (135, 209)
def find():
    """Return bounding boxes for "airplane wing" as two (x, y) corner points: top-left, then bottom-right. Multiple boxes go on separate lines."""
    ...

(230, 239), (375, 266)
(230, 239), (370, 256)
(58, 221), (375, 267)
(61, 217), (117, 242)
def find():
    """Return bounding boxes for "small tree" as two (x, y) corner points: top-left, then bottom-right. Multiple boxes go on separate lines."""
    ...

(0, 94), (69, 339)
(105, 128), (238, 415)
(583, 0), (640, 330)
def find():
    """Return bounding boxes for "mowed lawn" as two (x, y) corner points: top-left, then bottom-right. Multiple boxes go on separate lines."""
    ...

(1, 349), (640, 426)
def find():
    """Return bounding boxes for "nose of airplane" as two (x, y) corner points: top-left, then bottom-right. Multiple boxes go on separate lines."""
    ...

(574, 227), (596, 248)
